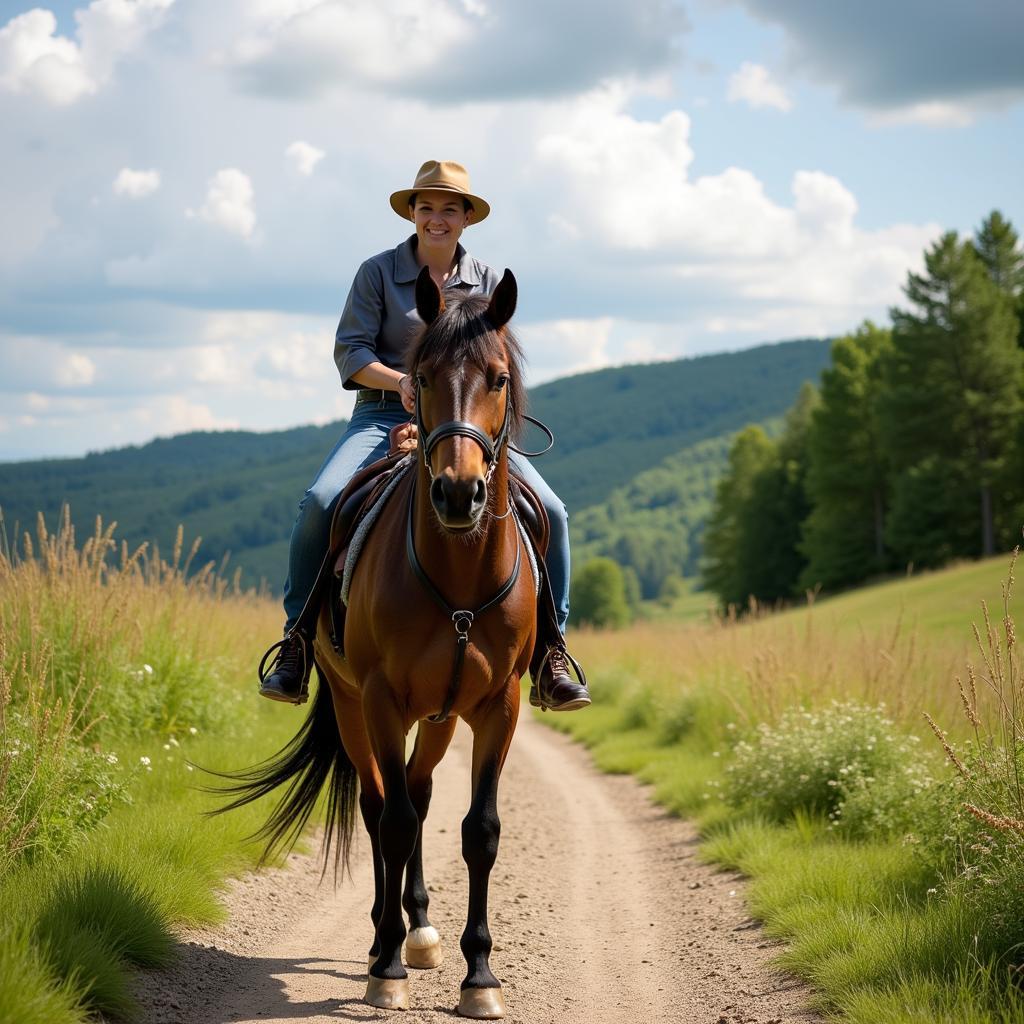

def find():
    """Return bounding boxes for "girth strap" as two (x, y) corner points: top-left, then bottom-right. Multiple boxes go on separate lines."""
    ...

(405, 476), (522, 724)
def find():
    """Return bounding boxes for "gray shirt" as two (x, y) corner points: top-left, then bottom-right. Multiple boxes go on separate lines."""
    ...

(334, 234), (501, 389)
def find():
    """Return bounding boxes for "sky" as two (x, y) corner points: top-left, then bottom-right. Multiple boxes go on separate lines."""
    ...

(1, 0), (1022, 461)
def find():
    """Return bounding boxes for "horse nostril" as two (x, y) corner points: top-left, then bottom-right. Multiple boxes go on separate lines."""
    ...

(472, 478), (487, 511)
(430, 477), (447, 512)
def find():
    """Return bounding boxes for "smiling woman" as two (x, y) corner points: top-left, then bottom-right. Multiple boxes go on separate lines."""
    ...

(256, 159), (589, 714)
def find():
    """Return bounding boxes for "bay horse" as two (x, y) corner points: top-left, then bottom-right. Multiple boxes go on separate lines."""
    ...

(218, 267), (535, 1019)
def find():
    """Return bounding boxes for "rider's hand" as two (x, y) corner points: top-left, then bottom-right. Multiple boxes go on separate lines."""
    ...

(398, 374), (416, 414)
(388, 421), (418, 455)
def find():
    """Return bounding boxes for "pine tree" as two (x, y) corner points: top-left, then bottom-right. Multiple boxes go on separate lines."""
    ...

(801, 322), (892, 591)
(881, 231), (1021, 559)
(974, 210), (1024, 349)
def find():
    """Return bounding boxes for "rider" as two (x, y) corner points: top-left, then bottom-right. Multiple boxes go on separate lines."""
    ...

(258, 160), (590, 712)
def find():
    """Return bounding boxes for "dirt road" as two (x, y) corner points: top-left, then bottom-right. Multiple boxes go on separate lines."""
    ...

(137, 715), (818, 1024)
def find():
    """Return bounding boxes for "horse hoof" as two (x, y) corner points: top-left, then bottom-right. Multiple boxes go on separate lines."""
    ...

(364, 976), (409, 1010)
(458, 986), (506, 1019)
(405, 926), (443, 969)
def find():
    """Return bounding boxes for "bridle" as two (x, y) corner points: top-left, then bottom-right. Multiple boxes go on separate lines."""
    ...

(408, 371), (521, 723)
(413, 373), (513, 486)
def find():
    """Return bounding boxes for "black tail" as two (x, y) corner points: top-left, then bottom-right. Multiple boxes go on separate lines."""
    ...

(204, 667), (359, 878)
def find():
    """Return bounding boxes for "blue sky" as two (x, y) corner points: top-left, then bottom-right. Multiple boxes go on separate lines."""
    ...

(1, 0), (1022, 460)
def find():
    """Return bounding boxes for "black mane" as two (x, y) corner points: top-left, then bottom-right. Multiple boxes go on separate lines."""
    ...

(406, 294), (527, 440)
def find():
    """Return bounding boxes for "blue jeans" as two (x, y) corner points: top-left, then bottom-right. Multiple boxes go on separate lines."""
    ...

(282, 399), (571, 634)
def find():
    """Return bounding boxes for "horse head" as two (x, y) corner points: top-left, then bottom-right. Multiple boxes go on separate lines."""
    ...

(409, 266), (525, 532)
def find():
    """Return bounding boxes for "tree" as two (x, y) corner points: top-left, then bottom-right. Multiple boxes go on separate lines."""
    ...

(569, 558), (631, 629)
(880, 232), (1021, 559)
(800, 322), (893, 591)
(702, 425), (776, 608)
(974, 210), (1024, 349)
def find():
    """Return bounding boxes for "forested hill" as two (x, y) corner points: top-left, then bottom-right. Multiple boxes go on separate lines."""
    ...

(0, 337), (830, 589)
(529, 338), (830, 510)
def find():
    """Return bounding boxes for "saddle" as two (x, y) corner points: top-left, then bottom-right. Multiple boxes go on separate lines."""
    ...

(293, 451), (551, 660)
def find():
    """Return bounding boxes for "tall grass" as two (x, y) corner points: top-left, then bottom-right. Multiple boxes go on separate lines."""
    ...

(551, 550), (1024, 1023)
(1, 508), (297, 1022)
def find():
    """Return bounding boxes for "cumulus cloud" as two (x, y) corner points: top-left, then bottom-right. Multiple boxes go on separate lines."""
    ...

(113, 166), (161, 197)
(285, 140), (324, 176)
(735, 0), (1024, 120)
(0, 0), (175, 106)
(727, 61), (792, 111)
(536, 89), (938, 319)
(212, 0), (685, 101)
(191, 168), (256, 239)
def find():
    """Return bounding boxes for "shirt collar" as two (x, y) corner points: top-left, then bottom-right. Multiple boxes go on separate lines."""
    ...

(394, 235), (481, 287)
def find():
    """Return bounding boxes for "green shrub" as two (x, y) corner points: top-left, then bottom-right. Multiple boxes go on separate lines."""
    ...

(1, 652), (131, 871)
(726, 700), (935, 835)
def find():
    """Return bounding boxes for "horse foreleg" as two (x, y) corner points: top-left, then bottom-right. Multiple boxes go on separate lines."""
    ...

(362, 683), (418, 1011)
(458, 678), (520, 1020)
(403, 718), (457, 969)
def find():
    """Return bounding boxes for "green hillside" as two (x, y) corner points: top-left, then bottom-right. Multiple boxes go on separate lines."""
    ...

(0, 338), (830, 591)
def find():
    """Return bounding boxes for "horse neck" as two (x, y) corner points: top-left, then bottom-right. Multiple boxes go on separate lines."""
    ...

(413, 452), (516, 609)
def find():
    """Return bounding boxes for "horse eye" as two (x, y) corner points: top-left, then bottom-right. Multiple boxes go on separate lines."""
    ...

(492, 374), (509, 391)
(416, 373), (428, 388)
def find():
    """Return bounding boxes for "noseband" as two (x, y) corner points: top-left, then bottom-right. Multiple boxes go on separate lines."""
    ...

(414, 380), (511, 483)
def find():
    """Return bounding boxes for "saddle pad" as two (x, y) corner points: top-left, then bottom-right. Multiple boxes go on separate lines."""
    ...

(340, 459), (413, 606)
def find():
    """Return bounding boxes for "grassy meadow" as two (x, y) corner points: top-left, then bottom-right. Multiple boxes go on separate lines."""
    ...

(0, 511), (301, 1023)
(550, 553), (1024, 1023)
(3, 507), (1024, 1023)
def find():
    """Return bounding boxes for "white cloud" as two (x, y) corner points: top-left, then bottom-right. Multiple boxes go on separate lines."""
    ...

(536, 88), (938, 316)
(113, 166), (161, 197)
(518, 317), (613, 383)
(727, 61), (793, 112)
(0, 9), (95, 104)
(55, 352), (97, 387)
(192, 168), (256, 239)
(285, 140), (324, 176)
(0, 1), (174, 106)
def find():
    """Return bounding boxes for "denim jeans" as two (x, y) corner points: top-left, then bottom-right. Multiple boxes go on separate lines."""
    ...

(282, 400), (571, 634)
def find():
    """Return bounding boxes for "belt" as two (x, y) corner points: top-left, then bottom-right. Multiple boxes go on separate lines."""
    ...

(355, 389), (405, 406)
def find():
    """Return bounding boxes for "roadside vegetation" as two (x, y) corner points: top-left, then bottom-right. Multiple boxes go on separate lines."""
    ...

(0, 510), (294, 1024)
(549, 550), (1024, 1023)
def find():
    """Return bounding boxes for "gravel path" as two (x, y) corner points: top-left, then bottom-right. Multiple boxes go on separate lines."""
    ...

(136, 714), (819, 1024)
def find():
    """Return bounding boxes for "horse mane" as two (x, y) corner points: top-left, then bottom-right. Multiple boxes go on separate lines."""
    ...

(406, 294), (527, 440)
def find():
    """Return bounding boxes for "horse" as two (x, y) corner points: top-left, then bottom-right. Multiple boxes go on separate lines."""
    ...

(216, 266), (536, 1019)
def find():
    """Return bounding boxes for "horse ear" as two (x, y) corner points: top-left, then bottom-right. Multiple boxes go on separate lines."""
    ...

(415, 266), (444, 325)
(487, 269), (517, 329)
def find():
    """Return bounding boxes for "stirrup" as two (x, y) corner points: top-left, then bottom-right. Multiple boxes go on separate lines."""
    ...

(529, 645), (589, 712)
(257, 631), (311, 705)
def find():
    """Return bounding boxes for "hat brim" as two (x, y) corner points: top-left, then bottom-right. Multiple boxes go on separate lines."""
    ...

(390, 186), (490, 223)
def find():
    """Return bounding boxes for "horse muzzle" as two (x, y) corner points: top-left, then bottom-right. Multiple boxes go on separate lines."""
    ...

(430, 473), (487, 531)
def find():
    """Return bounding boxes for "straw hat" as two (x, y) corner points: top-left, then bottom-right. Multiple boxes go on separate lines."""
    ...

(389, 160), (490, 223)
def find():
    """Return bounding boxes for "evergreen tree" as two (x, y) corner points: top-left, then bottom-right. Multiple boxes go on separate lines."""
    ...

(735, 383), (817, 605)
(569, 558), (631, 629)
(702, 426), (775, 608)
(800, 322), (893, 591)
(974, 210), (1024, 349)
(881, 231), (1021, 559)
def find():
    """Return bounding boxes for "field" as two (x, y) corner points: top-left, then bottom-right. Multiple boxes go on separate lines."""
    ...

(2, 514), (1023, 1022)
(555, 553), (1024, 1023)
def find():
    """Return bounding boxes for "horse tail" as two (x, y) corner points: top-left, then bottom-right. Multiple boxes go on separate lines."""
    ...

(204, 666), (358, 879)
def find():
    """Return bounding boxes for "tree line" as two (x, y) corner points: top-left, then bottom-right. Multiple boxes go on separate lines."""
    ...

(702, 211), (1024, 610)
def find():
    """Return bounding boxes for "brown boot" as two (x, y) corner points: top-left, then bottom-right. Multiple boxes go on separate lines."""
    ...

(529, 645), (590, 712)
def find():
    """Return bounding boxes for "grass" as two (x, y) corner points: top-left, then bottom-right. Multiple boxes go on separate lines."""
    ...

(0, 510), (306, 1022)
(545, 550), (1024, 1023)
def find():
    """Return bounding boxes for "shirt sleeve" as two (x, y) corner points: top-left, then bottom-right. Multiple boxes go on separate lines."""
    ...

(334, 259), (385, 390)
